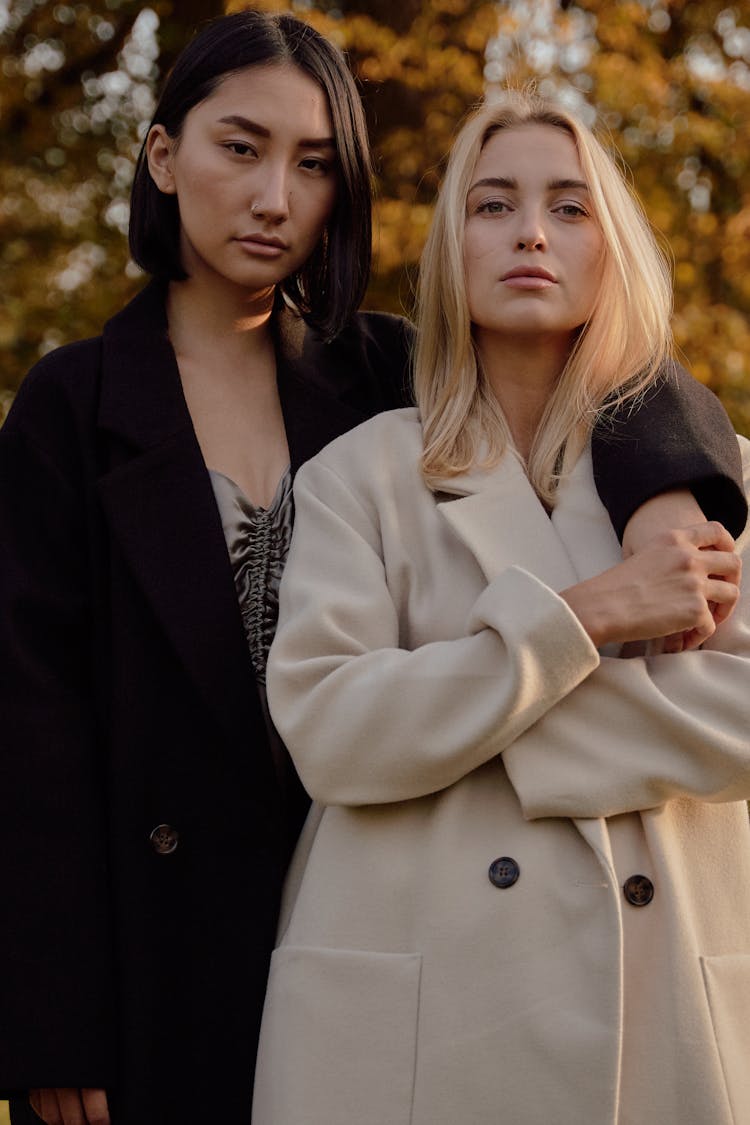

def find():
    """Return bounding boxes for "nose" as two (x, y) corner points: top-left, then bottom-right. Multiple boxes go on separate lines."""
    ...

(515, 207), (547, 251)
(250, 162), (290, 225)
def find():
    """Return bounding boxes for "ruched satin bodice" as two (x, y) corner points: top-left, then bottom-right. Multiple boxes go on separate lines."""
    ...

(209, 466), (294, 685)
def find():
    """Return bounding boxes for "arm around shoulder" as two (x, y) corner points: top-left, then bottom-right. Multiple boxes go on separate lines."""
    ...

(591, 360), (748, 540)
(504, 438), (750, 820)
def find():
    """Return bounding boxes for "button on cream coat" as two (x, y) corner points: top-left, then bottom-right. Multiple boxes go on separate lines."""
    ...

(254, 408), (750, 1125)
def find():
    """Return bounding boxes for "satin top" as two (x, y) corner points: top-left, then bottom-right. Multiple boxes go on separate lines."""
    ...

(209, 466), (294, 685)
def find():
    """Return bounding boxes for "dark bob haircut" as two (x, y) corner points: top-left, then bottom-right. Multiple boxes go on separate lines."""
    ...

(129, 9), (372, 339)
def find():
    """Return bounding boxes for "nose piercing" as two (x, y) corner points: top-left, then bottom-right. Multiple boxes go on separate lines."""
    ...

(251, 203), (261, 217)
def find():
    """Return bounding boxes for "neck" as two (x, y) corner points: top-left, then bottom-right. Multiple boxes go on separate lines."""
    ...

(166, 273), (276, 365)
(475, 330), (572, 461)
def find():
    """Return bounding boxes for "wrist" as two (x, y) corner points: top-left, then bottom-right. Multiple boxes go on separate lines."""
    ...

(560, 582), (614, 648)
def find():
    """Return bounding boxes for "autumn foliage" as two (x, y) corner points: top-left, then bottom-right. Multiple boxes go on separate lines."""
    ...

(2, 0), (750, 433)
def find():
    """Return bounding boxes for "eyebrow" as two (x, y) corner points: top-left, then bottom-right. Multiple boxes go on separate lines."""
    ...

(468, 176), (589, 193)
(217, 114), (336, 148)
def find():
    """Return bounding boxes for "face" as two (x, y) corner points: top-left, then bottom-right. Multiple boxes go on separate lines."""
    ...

(463, 123), (604, 349)
(147, 62), (338, 295)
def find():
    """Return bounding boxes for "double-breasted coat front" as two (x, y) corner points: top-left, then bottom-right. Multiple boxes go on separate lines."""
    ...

(255, 409), (750, 1125)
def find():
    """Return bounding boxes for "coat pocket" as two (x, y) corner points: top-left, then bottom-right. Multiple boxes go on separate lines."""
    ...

(700, 953), (750, 1125)
(252, 945), (422, 1125)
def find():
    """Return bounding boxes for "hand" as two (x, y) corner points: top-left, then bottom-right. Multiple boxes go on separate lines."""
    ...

(622, 491), (740, 651)
(561, 521), (741, 649)
(29, 1088), (110, 1125)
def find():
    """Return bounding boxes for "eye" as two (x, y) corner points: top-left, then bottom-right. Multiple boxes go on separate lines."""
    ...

(224, 141), (257, 157)
(475, 198), (511, 215)
(299, 155), (333, 175)
(553, 201), (588, 219)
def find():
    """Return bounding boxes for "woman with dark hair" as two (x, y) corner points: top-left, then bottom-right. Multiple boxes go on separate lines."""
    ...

(0, 11), (744, 1125)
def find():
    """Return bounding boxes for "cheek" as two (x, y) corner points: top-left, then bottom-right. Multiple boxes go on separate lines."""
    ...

(462, 236), (489, 300)
(464, 224), (498, 263)
(173, 157), (221, 208)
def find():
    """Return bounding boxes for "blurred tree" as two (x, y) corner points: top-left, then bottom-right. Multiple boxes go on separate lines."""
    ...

(2, 0), (750, 434)
(481, 0), (750, 433)
(0, 0), (222, 417)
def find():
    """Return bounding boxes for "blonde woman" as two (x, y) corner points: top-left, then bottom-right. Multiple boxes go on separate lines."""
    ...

(252, 94), (750, 1125)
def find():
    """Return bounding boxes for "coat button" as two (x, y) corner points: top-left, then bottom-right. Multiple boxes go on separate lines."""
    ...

(623, 874), (654, 906)
(150, 824), (179, 855)
(488, 856), (520, 888)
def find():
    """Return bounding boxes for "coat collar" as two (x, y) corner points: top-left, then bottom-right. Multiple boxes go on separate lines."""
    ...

(434, 441), (623, 593)
(98, 279), (370, 464)
(435, 448), (582, 592)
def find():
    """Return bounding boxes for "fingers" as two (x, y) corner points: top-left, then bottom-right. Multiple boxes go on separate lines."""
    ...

(661, 631), (686, 655)
(48, 1089), (83, 1125)
(705, 578), (741, 624)
(29, 1090), (60, 1125)
(657, 577), (740, 653)
(663, 529), (741, 639)
(28, 1089), (109, 1125)
(697, 549), (742, 584)
(676, 520), (737, 554)
(81, 1090), (110, 1125)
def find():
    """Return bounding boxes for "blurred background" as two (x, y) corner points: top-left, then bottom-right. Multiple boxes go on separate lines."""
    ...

(1, 0), (750, 433)
(1, 3), (750, 1121)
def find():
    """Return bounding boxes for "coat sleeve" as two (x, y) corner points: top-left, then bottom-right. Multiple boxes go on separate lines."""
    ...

(591, 361), (748, 540)
(0, 368), (116, 1091)
(503, 440), (750, 822)
(266, 456), (600, 807)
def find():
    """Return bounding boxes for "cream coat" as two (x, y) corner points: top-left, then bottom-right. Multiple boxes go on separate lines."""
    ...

(254, 408), (750, 1125)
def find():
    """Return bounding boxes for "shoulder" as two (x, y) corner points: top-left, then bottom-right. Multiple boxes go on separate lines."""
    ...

(348, 310), (415, 351)
(4, 336), (103, 443)
(293, 409), (423, 539)
(350, 310), (415, 380)
(323, 311), (415, 410)
(298, 407), (422, 492)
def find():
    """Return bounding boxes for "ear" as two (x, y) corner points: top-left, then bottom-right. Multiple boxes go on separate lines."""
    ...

(146, 125), (177, 195)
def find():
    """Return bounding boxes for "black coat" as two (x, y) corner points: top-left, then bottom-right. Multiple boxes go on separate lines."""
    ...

(0, 280), (745, 1124)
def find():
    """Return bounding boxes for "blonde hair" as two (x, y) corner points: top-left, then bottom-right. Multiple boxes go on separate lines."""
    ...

(414, 90), (673, 504)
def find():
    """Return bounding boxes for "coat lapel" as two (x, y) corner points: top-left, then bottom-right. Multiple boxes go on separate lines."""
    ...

(443, 444), (630, 869)
(549, 446), (623, 581)
(435, 450), (581, 591)
(94, 287), (378, 749)
(95, 281), (262, 748)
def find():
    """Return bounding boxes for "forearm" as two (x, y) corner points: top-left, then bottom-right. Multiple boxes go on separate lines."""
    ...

(269, 565), (599, 806)
(592, 361), (747, 540)
(504, 645), (750, 820)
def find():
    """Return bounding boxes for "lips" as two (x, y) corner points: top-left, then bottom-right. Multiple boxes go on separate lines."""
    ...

(500, 266), (557, 283)
(236, 233), (289, 258)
